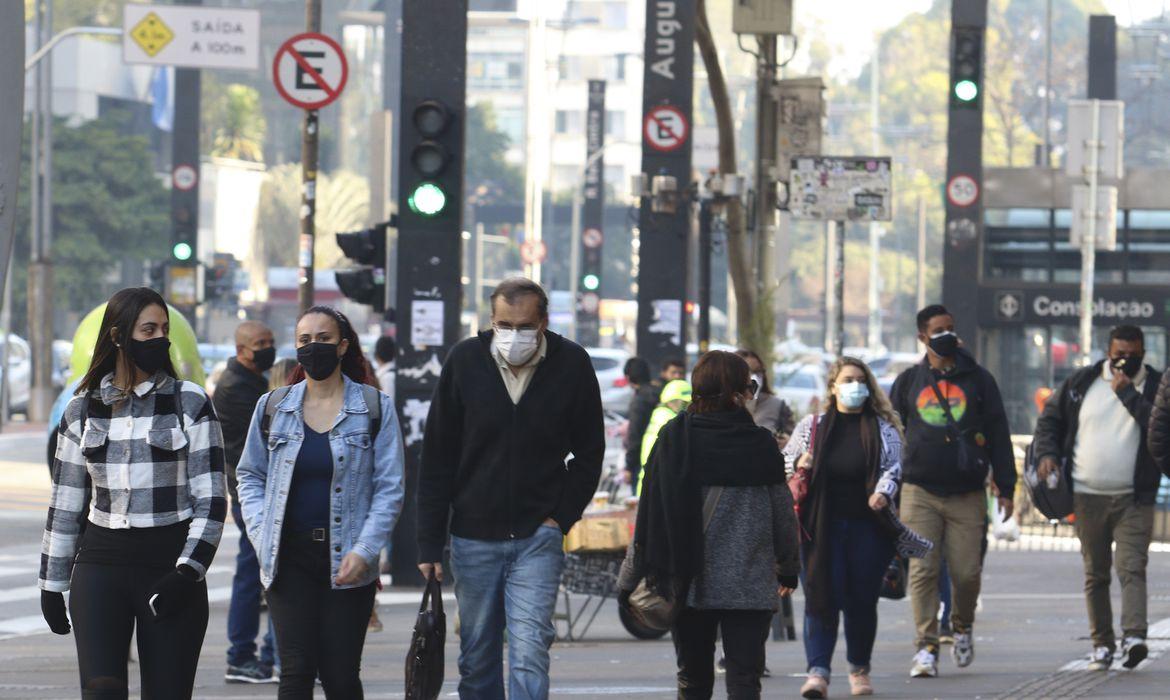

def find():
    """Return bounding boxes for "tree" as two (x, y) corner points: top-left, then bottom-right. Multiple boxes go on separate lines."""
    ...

(252, 165), (371, 271)
(695, 0), (771, 362)
(204, 80), (267, 162)
(12, 110), (170, 334)
(464, 102), (524, 205)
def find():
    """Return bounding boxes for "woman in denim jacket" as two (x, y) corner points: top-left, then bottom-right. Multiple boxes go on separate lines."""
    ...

(237, 306), (405, 699)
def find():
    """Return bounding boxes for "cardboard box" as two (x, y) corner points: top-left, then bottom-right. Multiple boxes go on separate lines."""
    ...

(565, 517), (632, 553)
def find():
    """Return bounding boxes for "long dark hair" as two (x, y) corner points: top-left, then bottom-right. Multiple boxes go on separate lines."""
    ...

(77, 287), (177, 394)
(734, 349), (772, 395)
(287, 305), (378, 387)
(688, 350), (751, 414)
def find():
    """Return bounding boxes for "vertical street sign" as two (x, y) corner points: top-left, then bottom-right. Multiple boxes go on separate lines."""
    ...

(392, 0), (467, 587)
(942, 0), (986, 344)
(636, 0), (695, 370)
(578, 79), (606, 347)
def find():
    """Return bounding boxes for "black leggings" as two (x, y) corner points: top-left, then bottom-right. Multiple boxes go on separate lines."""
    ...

(267, 534), (376, 699)
(69, 562), (209, 700)
(673, 607), (773, 700)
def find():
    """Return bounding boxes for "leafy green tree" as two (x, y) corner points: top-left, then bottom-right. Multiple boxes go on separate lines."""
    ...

(204, 80), (267, 163)
(12, 110), (170, 334)
(252, 164), (370, 271)
(464, 103), (524, 205)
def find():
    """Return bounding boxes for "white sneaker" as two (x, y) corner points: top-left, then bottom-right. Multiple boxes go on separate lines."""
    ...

(1087, 646), (1113, 671)
(910, 648), (938, 678)
(1121, 637), (1148, 669)
(952, 631), (975, 668)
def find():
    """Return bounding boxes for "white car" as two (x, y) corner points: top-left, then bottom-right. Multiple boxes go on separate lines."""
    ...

(0, 334), (31, 414)
(587, 347), (633, 415)
(772, 362), (826, 419)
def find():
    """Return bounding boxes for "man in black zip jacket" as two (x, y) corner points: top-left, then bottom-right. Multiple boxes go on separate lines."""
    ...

(890, 305), (1015, 679)
(417, 278), (604, 699)
(1034, 324), (1163, 672)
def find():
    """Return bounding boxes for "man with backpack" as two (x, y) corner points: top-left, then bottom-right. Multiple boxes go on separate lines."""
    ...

(1033, 324), (1163, 671)
(890, 305), (1015, 679)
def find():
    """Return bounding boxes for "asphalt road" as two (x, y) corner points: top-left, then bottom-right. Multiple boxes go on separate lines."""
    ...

(1, 431), (1169, 698)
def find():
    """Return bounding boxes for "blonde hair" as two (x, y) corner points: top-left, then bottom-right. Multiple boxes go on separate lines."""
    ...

(269, 358), (298, 391)
(827, 356), (904, 437)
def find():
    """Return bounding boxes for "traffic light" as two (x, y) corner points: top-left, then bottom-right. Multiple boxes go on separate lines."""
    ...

(335, 220), (391, 312)
(172, 202), (196, 262)
(950, 26), (983, 109)
(403, 98), (462, 222)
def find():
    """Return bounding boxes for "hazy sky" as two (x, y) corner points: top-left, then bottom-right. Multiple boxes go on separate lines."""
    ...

(804, 0), (1168, 78)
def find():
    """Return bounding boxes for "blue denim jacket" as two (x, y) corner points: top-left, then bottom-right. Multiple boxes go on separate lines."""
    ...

(236, 376), (405, 590)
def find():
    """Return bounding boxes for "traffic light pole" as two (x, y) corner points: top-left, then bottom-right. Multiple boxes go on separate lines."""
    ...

(298, 0), (323, 315)
(697, 197), (712, 353)
(27, 0), (54, 422)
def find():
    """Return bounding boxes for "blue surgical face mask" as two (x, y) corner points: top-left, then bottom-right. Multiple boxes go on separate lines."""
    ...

(837, 381), (870, 409)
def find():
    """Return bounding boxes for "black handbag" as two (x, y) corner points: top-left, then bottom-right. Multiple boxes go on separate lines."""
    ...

(879, 554), (908, 600)
(1022, 440), (1074, 520)
(926, 372), (990, 480)
(405, 576), (446, 700)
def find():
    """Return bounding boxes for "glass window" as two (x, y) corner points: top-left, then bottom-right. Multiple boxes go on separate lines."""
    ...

(1052, 208), (1126, 284)
(983, 208), (1052, 282)
(605, 110), (625, 140)
(604, 2), (628, 28)
(468, 53), (524, 90)
(496, 108), (524, 145)
(558, 56), (583, 81)
(1127, 210), (1170, 284)
(555, 110), (584, 134)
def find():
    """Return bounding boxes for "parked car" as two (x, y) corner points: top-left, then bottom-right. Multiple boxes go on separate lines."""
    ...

(772, 362), (826, 419)
(587, 347), (633, 415)
(0, 334), (31, 414)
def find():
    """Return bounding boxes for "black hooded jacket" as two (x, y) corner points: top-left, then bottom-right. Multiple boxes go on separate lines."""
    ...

(890, 349), (1016, 497)
(211, 358), (269, 502)
(1036, 361), (1165, 505)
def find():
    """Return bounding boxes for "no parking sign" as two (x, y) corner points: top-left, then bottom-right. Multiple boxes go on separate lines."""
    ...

(273, 32), (348, 110)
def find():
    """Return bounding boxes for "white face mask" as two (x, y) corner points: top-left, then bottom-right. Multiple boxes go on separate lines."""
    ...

(493, 327), (540, 366)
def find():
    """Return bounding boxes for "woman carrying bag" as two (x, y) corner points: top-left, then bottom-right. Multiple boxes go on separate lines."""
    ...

(619, 350), (801, 700)
(38, 287), (228, 698)
(237, 306), (405, 699)
(784, 357), (930, 698)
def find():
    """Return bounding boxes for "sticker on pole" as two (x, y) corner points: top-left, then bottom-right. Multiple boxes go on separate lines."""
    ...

(172, 164), (197, 191)
(947, 174), (979, 208)
(643, 105), (689, 152)
(273, 33), (349, 110)
(520, 240), (548, 265)
(582, 228), (603, 249)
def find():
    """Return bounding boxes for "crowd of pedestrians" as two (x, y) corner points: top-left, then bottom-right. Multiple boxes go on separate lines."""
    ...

(33, 279), (1170, 699)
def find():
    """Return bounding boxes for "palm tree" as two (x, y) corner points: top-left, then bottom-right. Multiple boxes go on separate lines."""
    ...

(210, 84), (266, 162)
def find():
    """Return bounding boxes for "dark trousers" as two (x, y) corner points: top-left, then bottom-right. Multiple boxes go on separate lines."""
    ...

(672, 607), (772, 700)
(227, 502), (276, 667)
(69, 562), (208, 700)
(267, 535), (376, 700)
(801, 518), (893, 677)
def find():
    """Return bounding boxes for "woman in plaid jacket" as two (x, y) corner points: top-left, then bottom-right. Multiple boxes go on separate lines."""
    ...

(38, 287), (228, 699)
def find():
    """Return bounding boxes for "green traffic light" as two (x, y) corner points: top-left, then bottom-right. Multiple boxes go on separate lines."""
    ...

(583, 274), (600, 291)
(408, 182), (447, 217)
(173, 242), (193, 261)
(954, 79), (979, 102)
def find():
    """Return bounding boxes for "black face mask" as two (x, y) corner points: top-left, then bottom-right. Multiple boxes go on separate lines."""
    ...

(1112, 355), (1144, 379)
(251, 347), (276, 373)
(128, 337), (171, 375)
(927, 332), (959, 358)
(297, 342), (342, 381)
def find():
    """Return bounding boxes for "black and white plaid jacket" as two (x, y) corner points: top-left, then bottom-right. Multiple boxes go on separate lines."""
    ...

(38, 372), (228, 592)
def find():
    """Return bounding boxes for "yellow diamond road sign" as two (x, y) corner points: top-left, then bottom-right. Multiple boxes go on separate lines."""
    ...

(130, 12), (174, 57)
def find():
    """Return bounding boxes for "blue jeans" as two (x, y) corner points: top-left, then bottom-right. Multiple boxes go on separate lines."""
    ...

(227, 501), (276, 668)
(450, 525), (565, 700)
(801, 517), (894, 678)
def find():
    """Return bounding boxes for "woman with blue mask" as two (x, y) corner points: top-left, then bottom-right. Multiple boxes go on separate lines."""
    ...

(784, 357), (914, 698)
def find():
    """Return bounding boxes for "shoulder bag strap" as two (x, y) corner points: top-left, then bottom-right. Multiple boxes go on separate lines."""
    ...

(701, 486), (723, 533)
(360, 384), (382, 440)
(926, 370), (961, 435)
(261, 385), (293, 442)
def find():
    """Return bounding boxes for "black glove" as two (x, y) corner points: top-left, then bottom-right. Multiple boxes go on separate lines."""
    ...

(41, 590), (71, 635)
(778, 575), (799, 591)
(147, 565), (200, 621)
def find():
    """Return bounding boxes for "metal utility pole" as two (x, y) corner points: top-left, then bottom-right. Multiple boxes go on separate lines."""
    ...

(834, 220), (845, 356)
(697, 198), (713, 353)
(1078, 100), (1100, 367)
(28, 0), (55, 422)
(867, 38), (882, 354)
(753, 36), (778, 313)
(1042, 0), (1052, 166)
(298, 0), (323, 314)
(916, 196), (927, 310)
(0, 5), (24, 429)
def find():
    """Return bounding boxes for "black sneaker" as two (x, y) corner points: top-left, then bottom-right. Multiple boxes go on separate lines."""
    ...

(1122, 637), (1148, 669)
(225, 660), (278, 684)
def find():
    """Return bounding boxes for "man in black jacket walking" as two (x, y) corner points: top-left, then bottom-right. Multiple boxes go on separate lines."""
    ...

(1035, 325), (1164, 671)
(213, 320), (278, 684)
(891, 305), (1015, 679)
(417, 278), (604, 700)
